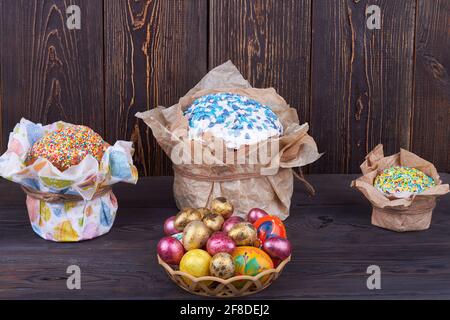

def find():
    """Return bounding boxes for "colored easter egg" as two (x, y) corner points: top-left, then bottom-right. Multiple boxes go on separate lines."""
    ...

(157, 236), (185, 265)
(182, 221), (211, 251)
(228, 222), (257, 246)
(263, 236), (292, 260)
(253, 216), (286, 245)
(232, 246), (274, 279)
(172, 232), (183, 242)
(211, 197), (234, 219)
(222, 216), (245, 233)
(163, 215), (178, 235)
(210, 252), (235, 279)
(179, 249), (212, 285)
(206, 231), (236, 255)
(247, 208), (269, 224)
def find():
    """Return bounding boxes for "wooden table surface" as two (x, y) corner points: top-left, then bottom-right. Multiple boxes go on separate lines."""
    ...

(0, 174), (449, 300)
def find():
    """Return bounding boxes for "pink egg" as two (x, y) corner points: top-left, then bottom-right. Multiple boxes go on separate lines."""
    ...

(247, 208), (269, 224)
(263, 236), (291, 261)
(222, 216), (245, 233)
(206, 231), (236, 255)
(157, 236), (185, 265)
(163, 216), (178, 235)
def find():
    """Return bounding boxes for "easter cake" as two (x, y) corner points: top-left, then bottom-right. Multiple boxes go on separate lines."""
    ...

(183, 93), (283, 149)
(374, 166), (435, 198)
(26, 125), (109, 171)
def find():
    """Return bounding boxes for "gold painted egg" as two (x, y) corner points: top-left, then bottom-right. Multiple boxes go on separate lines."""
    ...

(210, 252), (235, 279)
(211, 197), (234, 219)
(182, 221), (211, 251)
(203, 213), (225, 232)
(228, 222), (257, 246)
(195, 207), (212, 218)
(174, 208), (202, 231)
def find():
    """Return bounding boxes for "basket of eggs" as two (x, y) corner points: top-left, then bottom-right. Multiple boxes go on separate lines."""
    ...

(157, 197), (292, 298)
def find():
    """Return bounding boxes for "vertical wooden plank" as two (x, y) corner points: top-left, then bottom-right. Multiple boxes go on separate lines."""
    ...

(209, 0), (312, 124)
(0, 0), (104, 152)
(412, 0), (450, 172)
(310, 0), (416, 173)
(310, 0), (351, 173)
(0, 0), (3, 151)
(104, 0), (208, 176)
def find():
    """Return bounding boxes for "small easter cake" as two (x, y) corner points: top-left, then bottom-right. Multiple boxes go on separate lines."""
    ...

(26, 125), (109, 171)
(374, 166), (435, 198)
(184, 93), (283, 149)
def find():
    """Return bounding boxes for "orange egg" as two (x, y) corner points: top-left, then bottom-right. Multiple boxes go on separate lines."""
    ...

(232, 246), (274, 287)
(253, 216), (287, 245)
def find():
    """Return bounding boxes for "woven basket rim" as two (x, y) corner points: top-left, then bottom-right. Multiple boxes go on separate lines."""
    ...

(157, 254), (291, 284)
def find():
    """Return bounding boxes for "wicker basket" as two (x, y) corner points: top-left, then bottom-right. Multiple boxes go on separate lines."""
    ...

(158, 254), (291, 298)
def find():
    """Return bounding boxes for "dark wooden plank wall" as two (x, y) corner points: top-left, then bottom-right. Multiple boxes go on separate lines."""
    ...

(104, 0), (207, 176)
(412, 0), (450, 174)
(0, 0), (104, 139)
(310, 0), (416, 173)
(0, 0), (448, 175)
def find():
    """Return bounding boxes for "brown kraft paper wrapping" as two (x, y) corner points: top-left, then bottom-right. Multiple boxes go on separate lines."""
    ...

(136, 61), (322, 219)
(351, 144), (449, 232)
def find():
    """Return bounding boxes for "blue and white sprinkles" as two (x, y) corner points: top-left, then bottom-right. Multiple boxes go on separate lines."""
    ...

(184, 93), (283, 149)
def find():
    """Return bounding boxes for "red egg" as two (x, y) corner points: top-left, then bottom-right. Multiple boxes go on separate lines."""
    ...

(263, 236), (291, 260)
(253, 215), (287, 245)
(222, 216), (245, 233)
(163, 216), (178, 235)
(157, 236), (185, 265)
(247, 208), (269, 224)
(272, 258), (282, 268)
(206, 231), (236, 256)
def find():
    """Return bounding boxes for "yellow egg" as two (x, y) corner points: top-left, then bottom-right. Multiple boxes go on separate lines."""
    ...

(179, 249), (212, 285)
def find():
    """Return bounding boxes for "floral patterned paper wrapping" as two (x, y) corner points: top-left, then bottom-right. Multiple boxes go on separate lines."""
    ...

(0, 118), (138, 242)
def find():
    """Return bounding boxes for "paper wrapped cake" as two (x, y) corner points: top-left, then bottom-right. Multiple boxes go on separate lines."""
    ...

(136, 61), (322, 219)
(351, 144), (449, 232)
(0, 119), (138, 242)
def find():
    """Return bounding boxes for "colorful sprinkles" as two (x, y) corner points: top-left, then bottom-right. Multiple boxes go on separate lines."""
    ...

(374, 166), (435, 197)
(27, 125), (109, 171)
(184, 93), (283, 149)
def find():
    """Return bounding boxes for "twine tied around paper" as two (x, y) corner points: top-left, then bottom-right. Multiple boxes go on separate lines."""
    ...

(173, 165), (315, 196)
(22, 185), (112, 203)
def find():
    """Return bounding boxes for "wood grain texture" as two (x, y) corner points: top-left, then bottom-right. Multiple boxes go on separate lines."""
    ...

(0, 0), (448, 175)
(310, 0), (416, 173)
(104, 0), (208, 176)
(209, 0), (312, 124)
(0, 0), (104, 149)
(0, 174), (449, 299)
(0, 0), (3, 151)
(412, 0), (450, 172)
